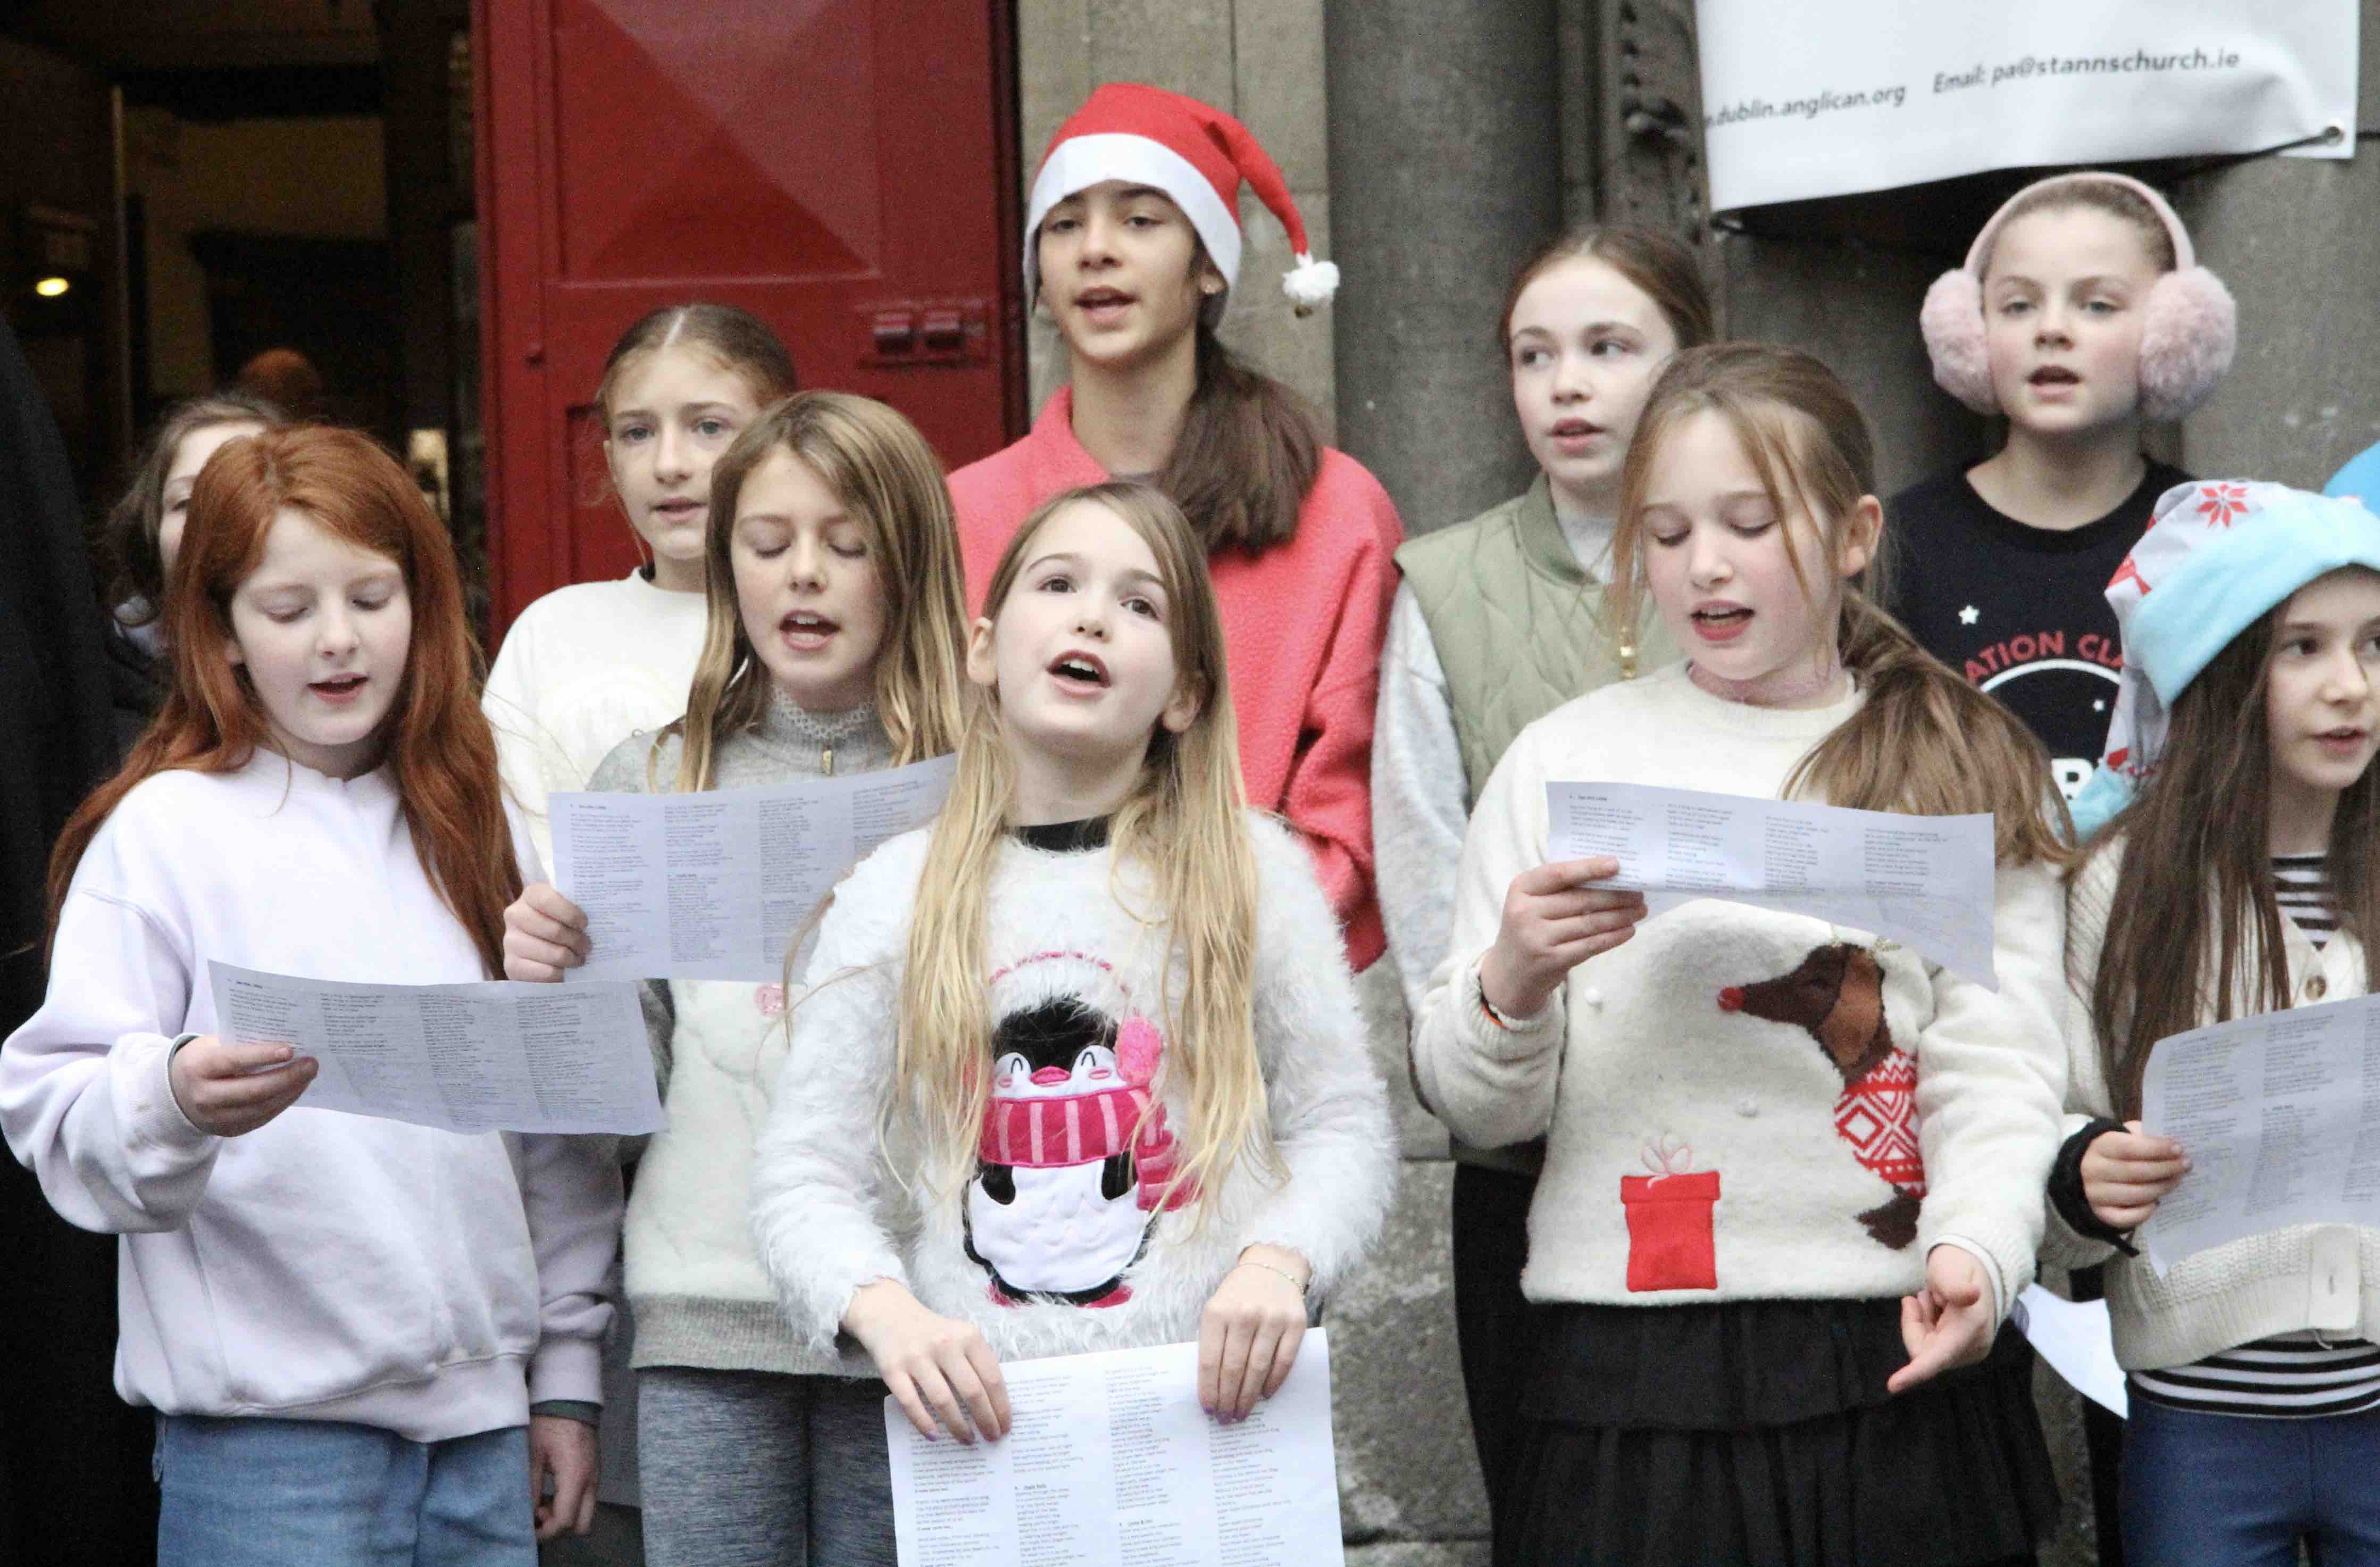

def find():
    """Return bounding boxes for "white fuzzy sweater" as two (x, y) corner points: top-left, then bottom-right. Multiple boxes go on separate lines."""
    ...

(1412, 662), (2068, 1314)
(750, 813), (1396, 1363)
(2048, 839), (2380, 1370)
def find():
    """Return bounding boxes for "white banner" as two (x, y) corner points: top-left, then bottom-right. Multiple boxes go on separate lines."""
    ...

(1696, 1), (2359, 211)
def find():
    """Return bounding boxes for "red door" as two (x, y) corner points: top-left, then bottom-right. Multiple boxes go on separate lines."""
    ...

(475, 0), (1025, 634)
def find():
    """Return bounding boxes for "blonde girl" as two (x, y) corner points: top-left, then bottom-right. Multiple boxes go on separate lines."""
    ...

(1372, 223), (1713, 1544)
(1893, 171), (2236, 797)
(750, 480), (1394, 1447)
(2051, 483), (2380, 1565)
(483, 302), (797, 868)
(500, 391), (968, 1566)
(1414, 344), (2071, 1567)
(4, 426), (619, 1565)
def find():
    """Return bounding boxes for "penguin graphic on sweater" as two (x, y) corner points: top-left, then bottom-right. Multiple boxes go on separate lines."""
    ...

(964, 954), (1191, 1307)
(1718, 942), (1926, 1248)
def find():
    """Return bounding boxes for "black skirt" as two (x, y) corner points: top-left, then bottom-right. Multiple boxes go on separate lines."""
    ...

(1501, 1297), (2058, 1567)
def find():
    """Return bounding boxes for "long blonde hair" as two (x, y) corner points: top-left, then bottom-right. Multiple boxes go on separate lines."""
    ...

(655, 391), (970, 790)
(896, 480), (1271, 1213)
(1609, 344), (2073, 867)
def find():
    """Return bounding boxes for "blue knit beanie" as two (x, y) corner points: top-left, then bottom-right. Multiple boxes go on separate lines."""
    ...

(2070, 482), (2380, 840)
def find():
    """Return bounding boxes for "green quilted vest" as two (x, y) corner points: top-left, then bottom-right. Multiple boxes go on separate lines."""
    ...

(1396, 478), (1677, 1177)
(1396, 476), (1677, 808)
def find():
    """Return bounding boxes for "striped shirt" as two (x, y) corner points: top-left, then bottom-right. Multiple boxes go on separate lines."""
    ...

(2130, 855), (2374, 1418)
(2274, 852), (2336, 948)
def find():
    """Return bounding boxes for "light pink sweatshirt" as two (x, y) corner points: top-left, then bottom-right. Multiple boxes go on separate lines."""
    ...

(1, 753), (619, 1441)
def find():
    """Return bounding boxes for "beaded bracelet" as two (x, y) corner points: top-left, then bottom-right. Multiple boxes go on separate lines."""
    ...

(1234, 1257), (1310, 1296)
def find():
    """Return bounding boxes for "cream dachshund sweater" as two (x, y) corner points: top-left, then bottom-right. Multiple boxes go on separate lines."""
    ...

(1413, 662), (2068, 1315)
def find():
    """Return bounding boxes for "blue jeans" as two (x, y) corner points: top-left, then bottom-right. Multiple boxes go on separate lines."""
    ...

(154, 1415), (536, 1567)
(2123, 1396), (2380, 1566)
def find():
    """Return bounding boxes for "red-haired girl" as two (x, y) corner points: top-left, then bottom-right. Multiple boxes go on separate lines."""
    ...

(1, 427), (621, 1566)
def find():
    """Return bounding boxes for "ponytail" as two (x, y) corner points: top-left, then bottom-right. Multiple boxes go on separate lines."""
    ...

(1790, 595), (2074, 868)
(1155, 318), (1322, 557)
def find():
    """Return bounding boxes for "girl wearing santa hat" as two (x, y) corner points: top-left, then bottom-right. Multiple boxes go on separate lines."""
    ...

(947, 83), (1404, 971)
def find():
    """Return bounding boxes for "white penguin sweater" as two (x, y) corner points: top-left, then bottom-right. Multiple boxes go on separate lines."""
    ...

(751, 812), (1397, 1363)
(1412, 662), (2068, 1314)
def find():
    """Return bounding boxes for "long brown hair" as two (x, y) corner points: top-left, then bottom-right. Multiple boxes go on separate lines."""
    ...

(46, 427), (521, 976)
(656, 391), (971, 791)
(2083, 596), (2380, 1117)
(102, 391), (289, 623)
(1496, 224), (1716, 355)
(1610, 344), (2073, 867)
(1040, 202), (1322, 557)
(1156, 304), (1323, 557)
(895, 481), (1270, 1216)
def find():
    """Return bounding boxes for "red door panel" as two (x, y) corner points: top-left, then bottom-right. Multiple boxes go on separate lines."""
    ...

(477, 0), (1025, 635)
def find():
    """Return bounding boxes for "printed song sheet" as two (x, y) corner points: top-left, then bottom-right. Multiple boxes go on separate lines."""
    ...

(550, 754), (956, 983)
(1544, 781), (1999, 984)
(206, 962), (665, 1136)
(2139, 994), (2380, 1275)
(884, 1331), (1343, 1567)
(2014, 1285), (2126, 1418)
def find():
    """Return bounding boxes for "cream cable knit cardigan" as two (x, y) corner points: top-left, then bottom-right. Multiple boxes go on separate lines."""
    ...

(2049, 838), (2380, 1370)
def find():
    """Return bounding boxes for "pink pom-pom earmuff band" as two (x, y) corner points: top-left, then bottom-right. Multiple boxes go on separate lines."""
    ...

(1919, 170), (2236, 422)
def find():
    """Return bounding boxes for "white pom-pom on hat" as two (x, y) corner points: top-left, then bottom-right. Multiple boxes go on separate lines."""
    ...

(1282, 253), (1340, 313)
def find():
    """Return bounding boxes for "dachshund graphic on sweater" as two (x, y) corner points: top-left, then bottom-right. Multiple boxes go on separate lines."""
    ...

(1718, 943), (1925, 1248)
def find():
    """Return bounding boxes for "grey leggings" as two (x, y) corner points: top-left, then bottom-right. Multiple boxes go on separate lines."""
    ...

(637, 1367), (896, 1567)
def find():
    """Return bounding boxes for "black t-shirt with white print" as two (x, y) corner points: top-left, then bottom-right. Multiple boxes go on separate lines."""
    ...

(1882, 461), (2191, 801)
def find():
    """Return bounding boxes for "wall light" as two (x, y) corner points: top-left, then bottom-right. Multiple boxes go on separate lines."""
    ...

(34, 276), (70, 298)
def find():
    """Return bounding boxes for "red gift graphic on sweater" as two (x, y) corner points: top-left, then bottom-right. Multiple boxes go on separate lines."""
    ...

(1622, 1136), (1719, 1293)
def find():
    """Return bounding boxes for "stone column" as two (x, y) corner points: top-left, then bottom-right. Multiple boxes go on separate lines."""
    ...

(1320, 7), (1569, 1564)
(1324, 0), (1563, 536)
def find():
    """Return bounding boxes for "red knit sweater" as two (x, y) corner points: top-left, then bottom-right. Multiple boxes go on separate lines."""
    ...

(949, 389), (1402, 969)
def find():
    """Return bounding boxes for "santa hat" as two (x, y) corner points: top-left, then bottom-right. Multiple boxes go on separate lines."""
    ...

(2070, 481), (2380, 839)
(1025, 82), (1340, 315)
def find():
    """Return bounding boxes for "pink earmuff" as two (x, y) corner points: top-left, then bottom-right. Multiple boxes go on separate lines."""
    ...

(1919, 171), (2236, 423)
